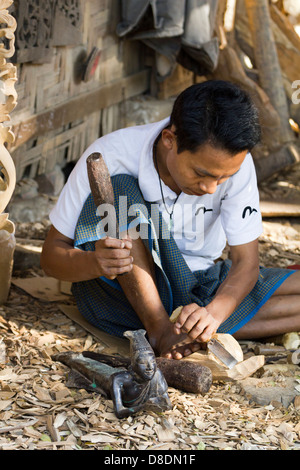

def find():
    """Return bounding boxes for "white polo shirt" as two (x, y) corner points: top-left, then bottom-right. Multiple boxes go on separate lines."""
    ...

(49, 118), (263, 271)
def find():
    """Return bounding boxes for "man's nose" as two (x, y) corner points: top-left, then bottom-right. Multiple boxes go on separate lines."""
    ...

(199, 180), (218, 194)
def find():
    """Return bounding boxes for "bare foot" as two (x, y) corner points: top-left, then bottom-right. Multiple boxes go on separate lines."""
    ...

(148, 324), (201, 360)
(161, 341), (202, 360)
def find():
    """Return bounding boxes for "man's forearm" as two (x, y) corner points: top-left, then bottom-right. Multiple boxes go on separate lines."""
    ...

(115, 234), (190, 357)
(207, 260), (259, 325)
(41, 240), (98, 282)
(41, 226), (134, 282)
(117, 238), (170, 336)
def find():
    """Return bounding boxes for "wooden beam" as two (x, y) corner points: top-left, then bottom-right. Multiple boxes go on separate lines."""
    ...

(10, 69), (151, 151)
(260, 200), (300, 218)
(270, 3), (300, 53)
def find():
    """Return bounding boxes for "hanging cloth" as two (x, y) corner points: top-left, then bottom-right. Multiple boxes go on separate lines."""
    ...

(116, 0), (220, 80)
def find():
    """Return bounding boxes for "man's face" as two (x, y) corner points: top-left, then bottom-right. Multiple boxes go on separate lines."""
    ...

(163, 132), (248, 196)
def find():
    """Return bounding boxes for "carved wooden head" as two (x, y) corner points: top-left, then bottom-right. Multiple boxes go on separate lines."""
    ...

(124, 329), (157, 381)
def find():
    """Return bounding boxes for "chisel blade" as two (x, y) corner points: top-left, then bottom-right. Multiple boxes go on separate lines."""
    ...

(207, 338), (238, 369)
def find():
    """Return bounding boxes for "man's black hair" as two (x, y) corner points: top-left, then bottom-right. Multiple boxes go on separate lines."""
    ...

(170, 80), (261, 155)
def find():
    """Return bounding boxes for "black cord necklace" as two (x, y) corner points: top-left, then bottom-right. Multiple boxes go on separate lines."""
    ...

(153, 133), (180, 230)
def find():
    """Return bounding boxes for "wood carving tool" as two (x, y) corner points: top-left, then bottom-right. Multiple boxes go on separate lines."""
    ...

(170, 306), (239, 369)
(206, 337), (238, 369)
(86, 152), (120, 239)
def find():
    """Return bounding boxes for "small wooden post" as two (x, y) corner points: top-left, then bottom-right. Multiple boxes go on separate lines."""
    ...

(0, 215), (16, 305)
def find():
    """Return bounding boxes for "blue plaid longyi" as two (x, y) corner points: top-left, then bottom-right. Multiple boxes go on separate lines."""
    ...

(72, 174), (295, 337)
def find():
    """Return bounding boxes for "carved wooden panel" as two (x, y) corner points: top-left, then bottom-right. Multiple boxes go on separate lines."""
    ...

(10, 0), (82, 64)
(52, 0), (82, 47)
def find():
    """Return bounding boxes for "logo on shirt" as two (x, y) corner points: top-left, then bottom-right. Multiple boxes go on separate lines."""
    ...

(242, 206), (258, 219)
(195, 206), (213, 216)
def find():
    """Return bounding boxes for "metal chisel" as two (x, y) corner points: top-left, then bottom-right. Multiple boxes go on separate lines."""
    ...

(206, 337), (238, 369)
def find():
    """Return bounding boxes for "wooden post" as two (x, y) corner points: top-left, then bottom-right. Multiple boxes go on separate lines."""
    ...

(0, 214), (15, 305)
(244, 0), (293, 145)
(0, 0), (17, 304)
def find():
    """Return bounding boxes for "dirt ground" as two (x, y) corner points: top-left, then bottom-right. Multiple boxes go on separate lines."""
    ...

(0, 166), (300, 451)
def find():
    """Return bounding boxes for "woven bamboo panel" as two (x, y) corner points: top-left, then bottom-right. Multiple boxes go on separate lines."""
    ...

(12, 110), (103, 181)
(10, 0), (146, 182)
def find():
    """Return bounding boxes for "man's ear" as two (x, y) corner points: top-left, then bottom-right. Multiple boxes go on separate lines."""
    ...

(161, 127), (176, 150)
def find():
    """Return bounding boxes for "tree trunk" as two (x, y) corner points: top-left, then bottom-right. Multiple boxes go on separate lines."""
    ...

(244, 0), (293, 145)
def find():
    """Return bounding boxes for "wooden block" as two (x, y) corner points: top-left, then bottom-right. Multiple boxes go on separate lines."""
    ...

(212, 333), (244, 363)
(265, 332), (300, 349)
(260, 200), (300, 217)
(183, 352), (264, 382)
(226, 355), (265, 381)
(287, 349), (300, 365)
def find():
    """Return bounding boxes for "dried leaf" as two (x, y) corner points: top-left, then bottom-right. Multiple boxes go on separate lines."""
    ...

(155, 425), (175, 442)
(53, 412), (67, 429)
(33, 385), (53, 402)
(0, 400), (12, 411)
(80, 433), (118, 444)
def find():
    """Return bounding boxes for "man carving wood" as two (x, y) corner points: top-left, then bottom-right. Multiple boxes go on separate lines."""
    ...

(41, 80), (300, 359)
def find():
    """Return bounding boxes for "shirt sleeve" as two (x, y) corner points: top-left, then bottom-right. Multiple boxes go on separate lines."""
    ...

(220, 153), (263, 246)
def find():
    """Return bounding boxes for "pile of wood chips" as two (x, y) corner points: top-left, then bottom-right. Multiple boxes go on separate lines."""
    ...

(0, 284), (299, 451)
(0, 165), (300, 450)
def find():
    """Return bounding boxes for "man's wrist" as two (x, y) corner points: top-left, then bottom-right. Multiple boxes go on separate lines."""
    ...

(206, 295), (237, 325)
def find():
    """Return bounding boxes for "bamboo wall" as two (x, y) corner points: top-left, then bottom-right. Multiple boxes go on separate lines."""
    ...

(7, 0), (149, 183)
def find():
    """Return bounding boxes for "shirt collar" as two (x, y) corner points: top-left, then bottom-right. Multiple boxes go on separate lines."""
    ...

(138, 117), (170, 202)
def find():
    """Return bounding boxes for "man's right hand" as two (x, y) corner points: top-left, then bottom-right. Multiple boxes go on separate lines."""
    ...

(41, 226), (133, 282)
(94, 236), (133, 279)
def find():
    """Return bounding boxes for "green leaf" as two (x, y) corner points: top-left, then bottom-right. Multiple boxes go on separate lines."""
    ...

(197, 442), (206, 450)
